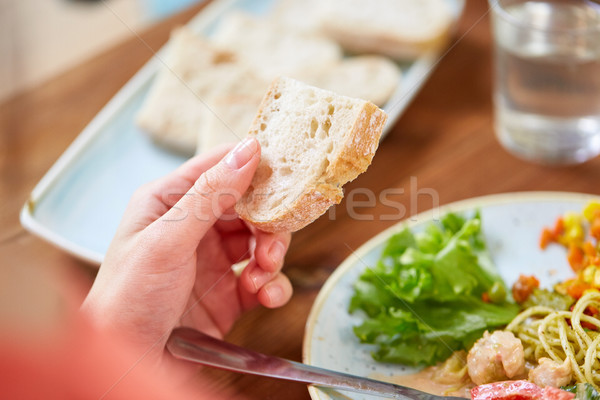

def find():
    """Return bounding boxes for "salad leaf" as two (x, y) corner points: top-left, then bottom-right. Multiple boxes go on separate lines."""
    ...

(349, 212), (519, 366)
(562, 384), (600, 400)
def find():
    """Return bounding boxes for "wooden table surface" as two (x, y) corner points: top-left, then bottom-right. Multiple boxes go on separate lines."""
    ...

(2, 0), (600, 398)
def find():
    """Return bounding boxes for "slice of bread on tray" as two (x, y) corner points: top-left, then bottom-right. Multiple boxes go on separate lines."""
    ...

(196, 94), (263, 154)
(318, 0), (453, 60)
(267, 0), (322, 34)
(235, 77), (387, 232)
(136, 28), (266, 155)
(212, 12), (342, 82)
(304, 56), (401, 107)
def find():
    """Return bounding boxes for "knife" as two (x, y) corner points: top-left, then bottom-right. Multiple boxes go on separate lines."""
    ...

(167, 327), (464, 400)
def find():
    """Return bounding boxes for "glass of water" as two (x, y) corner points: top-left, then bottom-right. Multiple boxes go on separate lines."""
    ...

(489, 0), (600, 165)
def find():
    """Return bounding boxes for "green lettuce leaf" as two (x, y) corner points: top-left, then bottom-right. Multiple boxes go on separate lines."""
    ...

(562, 383), (600, 400)
(349, 212), (519, 366)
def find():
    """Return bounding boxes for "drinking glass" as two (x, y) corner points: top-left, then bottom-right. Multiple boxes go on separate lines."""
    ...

(489, 0), (600, 165)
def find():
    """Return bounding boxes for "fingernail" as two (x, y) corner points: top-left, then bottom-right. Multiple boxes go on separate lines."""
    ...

(266, 284), (283, 304)
(224, 138), (258, 169)
(249, 268), (271, 293)
(268, 241), (286, 265)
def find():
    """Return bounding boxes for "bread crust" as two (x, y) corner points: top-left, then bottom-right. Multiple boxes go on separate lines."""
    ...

(235, 78), (387, 233)
(325, 102), (386, 184)
(321, 27), (450, 60)
(238, 184), (342, 232)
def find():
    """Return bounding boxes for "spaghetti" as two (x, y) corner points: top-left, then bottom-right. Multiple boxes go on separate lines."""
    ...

(506, 291), (600, 389)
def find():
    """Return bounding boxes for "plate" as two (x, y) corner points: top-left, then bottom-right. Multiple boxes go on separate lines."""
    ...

(20, 0), (465, 265)
(302, 191), (599, 400)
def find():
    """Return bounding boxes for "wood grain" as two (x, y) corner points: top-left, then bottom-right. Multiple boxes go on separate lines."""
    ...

(2, 1), (600, 399)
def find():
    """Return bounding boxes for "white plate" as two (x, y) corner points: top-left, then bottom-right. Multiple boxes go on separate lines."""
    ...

(20, 0), (465, 265)
(302, 191), (599, 400)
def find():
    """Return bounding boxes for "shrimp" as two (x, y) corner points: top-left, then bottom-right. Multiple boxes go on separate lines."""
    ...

(529, 358), (572, 388)
(467, 330), (526, 385)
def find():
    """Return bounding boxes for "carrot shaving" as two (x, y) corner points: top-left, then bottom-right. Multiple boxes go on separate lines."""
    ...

(567, 281), (591, 299)
(568, 243), (585, 272)
(540, 228), (554, 249)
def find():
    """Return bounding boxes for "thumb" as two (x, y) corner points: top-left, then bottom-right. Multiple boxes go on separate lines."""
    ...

(154, 137), (260, 247)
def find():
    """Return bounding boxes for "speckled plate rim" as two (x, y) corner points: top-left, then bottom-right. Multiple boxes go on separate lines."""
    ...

(302, 191), (599, 400)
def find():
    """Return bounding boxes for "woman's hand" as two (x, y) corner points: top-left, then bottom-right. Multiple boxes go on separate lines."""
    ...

(81, 138), (292, 369)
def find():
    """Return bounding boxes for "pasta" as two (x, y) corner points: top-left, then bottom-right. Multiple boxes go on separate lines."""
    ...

(506, 291), (600, 389)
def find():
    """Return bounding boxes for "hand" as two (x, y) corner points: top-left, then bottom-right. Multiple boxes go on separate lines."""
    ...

(81, 138), (293, 370)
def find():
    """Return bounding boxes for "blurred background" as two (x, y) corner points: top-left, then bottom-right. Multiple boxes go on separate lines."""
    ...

(0, 0), (203, 102)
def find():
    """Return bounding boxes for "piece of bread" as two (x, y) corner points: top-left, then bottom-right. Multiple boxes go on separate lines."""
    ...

(268, 0), (322, 34)
(136, 28), (263, 155)
(317, 0), (453, 60)
(211, 12), (342, 82)
(196, 94), (263, 154)
(303, 56), (401, 107)
(235, 77), (387, 232)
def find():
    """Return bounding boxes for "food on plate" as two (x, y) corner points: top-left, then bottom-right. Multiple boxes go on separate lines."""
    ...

(505, 290), (600, 388)
(471, 380), (575, 400)
(195, 94), (263, 154)
(467, 330), (525, 385)
(304, 56), (401, 107)
(542, 202), (600, 299)
(563, 383), (600, 400)
(317, 0), (454, 60)
(529, 358), (572, 389)
(211, 12), (343, 82)
(499, 202), (600, 391)
(348, 201), (600, 398)
(349, 212), (519, 366)
(512, 274), (541, 303)
(234, 76), (387, 232)
(136, 28), (267, 155)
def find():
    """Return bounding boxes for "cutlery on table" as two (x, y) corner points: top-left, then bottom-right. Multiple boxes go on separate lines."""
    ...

(167, 327), (465, 400)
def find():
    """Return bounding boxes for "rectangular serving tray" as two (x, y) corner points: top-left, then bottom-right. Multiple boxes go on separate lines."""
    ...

(20, 0), (465, 265)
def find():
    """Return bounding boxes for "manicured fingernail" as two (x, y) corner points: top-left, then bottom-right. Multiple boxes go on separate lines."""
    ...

(249, 268), (271, 293)
(266, 284), (283, 304)
(269, 241), (286, 265)
(224, 138), (258, 169)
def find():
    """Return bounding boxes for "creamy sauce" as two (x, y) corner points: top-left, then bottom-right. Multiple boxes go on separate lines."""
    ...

(371, 368), (473, 398)
(370, 370), (472, 398)
(370, 353), (475, 399)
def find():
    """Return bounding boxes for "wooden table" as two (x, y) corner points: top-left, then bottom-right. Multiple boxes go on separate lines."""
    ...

(2, 1), (600, 398)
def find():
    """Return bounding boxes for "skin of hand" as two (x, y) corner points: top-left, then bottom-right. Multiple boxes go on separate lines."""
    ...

(81, 138), (292, 371)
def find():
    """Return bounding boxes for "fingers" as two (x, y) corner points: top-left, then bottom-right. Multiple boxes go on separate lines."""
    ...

(257, 273), (293, 309)
(151, 138), (260, 250)
(254, 230), (292, 273)
(238, 264), (293, 310)
(171, 144), (234, 187)
(116, 145), (237, 237)
(239, 231), (291, 294)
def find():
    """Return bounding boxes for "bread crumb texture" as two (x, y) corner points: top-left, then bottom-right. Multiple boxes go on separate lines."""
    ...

(235, 77), (387, 232)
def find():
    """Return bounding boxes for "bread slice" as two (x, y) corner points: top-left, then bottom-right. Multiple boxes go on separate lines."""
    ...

(235, 77), (387, 232)
(268, 0), (322, 34)
(136, 28), (264, 155)
(211, 12), (342, 82)
(303, 56), (401, 107)
(317, 0), (453, 60)
(196, 94), (263, 154)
